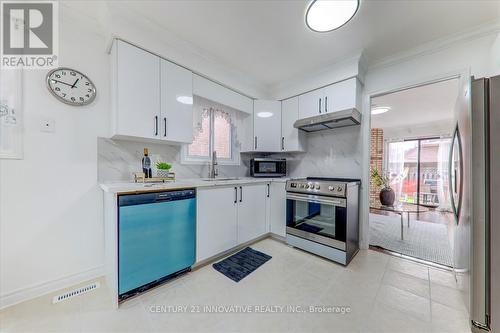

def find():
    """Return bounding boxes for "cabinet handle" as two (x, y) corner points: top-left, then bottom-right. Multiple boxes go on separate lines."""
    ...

(154, 116), (158, 136)
(281, 137), (285, 150)
(325, 96), (328, 113)
(319, 98), (322, 114)
(234, 187), (237, 203)
(267, 184), (270, 197)
(163, 118), (167, 137)
(239, 186), (243, 202)
(254, 136), (258, 150)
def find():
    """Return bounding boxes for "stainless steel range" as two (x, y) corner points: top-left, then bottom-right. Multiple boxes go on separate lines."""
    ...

(285, 177), (360, 265)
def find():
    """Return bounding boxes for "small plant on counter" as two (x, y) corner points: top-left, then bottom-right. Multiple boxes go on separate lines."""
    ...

(156, 162), (172, 170)
(156, 162), (172, 178)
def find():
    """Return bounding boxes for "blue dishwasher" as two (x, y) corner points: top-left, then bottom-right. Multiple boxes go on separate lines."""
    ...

(118, 189), (196, 298)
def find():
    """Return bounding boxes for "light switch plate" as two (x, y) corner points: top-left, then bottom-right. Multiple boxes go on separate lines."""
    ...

(41, 118), (55, 132)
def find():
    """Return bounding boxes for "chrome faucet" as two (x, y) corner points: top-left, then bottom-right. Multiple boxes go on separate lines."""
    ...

(208, 151), (218, 179)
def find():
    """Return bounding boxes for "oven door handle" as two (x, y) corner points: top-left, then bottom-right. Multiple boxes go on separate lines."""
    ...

(286, 193), (346, 207)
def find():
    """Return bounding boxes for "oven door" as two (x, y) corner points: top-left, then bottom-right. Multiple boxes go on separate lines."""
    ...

(286, 192), (347, 251)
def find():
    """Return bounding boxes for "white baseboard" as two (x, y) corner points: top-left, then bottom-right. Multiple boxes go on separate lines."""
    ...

(0, 265), (104, 310)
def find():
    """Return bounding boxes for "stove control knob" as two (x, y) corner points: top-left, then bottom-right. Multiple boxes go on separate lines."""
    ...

(315, 184), (320, 190)
(328, 186), (334, 191)
(337, 186), (343, 192)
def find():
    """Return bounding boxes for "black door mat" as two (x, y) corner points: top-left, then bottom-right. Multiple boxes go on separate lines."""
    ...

(212, 247), (272, 282)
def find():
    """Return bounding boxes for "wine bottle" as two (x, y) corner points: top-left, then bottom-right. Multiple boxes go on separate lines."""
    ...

(142, 148), (152, 178)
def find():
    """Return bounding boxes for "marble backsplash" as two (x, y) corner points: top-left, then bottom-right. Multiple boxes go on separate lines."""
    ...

(98, 125), (362, 182)
(97, 138), (249, 182)
(272, 125), (363, 179)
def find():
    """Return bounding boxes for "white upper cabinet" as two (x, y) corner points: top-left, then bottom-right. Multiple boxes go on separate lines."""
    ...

(298, 77), (361, 119)
(324, 77), (361, 114)
(160, 59), (193, 144)
(112, 40), (161, 140)
(281, 97), (305, 152)
(111, 40), (193, 144)
(298, 88), (324, 119)
(253, 100), (282, 152)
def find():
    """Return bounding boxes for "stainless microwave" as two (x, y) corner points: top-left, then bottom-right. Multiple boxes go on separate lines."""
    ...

(250, 158), (286, 177)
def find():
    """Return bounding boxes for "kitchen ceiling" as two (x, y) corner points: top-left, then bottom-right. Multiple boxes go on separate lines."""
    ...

(68, 1), (499, 88)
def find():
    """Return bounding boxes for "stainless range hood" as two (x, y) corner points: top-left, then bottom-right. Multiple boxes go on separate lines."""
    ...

(293, 108), (362, 132)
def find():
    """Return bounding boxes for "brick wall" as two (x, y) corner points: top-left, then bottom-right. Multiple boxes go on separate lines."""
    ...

(370, 128), (384, 205)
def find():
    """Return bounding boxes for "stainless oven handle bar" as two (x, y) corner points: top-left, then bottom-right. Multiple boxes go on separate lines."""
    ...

(286, 193), (346, 207)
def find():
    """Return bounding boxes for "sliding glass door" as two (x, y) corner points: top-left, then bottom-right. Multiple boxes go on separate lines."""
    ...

(386, 137), (452, 209)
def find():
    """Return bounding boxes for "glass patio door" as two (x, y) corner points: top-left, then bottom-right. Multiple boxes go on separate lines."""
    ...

(386, 137), (451, 209)
(387, 140), (419, 205)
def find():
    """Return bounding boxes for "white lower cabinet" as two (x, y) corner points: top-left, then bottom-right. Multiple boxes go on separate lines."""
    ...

(196, 183), (269, 262)
(237, 184), (267, 244)
(268, 182), (286, 238)
(196, 187), (238, 262)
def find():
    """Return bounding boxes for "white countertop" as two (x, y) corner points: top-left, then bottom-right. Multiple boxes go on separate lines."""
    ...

(100, 177), (289, 194)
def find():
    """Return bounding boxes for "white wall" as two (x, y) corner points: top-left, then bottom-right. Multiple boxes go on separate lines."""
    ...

(0, 11), (110, 308)
(489, 32), (500, 76)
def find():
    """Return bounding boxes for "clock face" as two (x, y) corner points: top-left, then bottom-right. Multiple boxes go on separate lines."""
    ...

(46, 68), (96, 106)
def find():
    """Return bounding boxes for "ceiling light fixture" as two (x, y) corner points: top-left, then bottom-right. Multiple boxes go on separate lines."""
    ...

(371, 106), (391, 115)
(176, 96), (193, 105)
(305, 0), (360, 33)
(257, 112), (273, 118)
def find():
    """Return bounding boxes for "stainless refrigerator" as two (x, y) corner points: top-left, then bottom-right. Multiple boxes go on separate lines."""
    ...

(465, 75), (500, 332)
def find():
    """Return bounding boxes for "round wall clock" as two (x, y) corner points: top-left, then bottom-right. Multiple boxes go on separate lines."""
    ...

(46, 67), (96, 106)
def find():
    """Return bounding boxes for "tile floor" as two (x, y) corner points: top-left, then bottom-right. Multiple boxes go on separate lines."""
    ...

(0, 238), (471, 333)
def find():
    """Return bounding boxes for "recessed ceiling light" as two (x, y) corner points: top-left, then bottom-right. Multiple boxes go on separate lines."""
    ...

(371, 106), (391, 115)
(257, 112), (273, 118)
(305, 0), (360, 33)
(176, 96), (193, 105)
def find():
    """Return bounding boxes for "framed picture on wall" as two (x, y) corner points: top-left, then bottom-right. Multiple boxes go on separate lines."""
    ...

(0, 69), (23, 159)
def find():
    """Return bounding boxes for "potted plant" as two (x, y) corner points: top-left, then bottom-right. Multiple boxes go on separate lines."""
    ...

(371, 168), (395, 206)
(156, 162), (172, 178)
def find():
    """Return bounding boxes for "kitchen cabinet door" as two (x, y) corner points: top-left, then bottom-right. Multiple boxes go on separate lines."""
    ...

(281, 97), (305, 152)
(269, 182), (286, 238)
(112, 40), (161, 139)
(160, 59), (193, 144)
(237, 184), (267, 244)
(298, 88), (324, 119)
(240, 108), (254, 152)
(323, 77), (361, 114)
(253, 100), (282, 152)
(196, 187), (238, 262)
